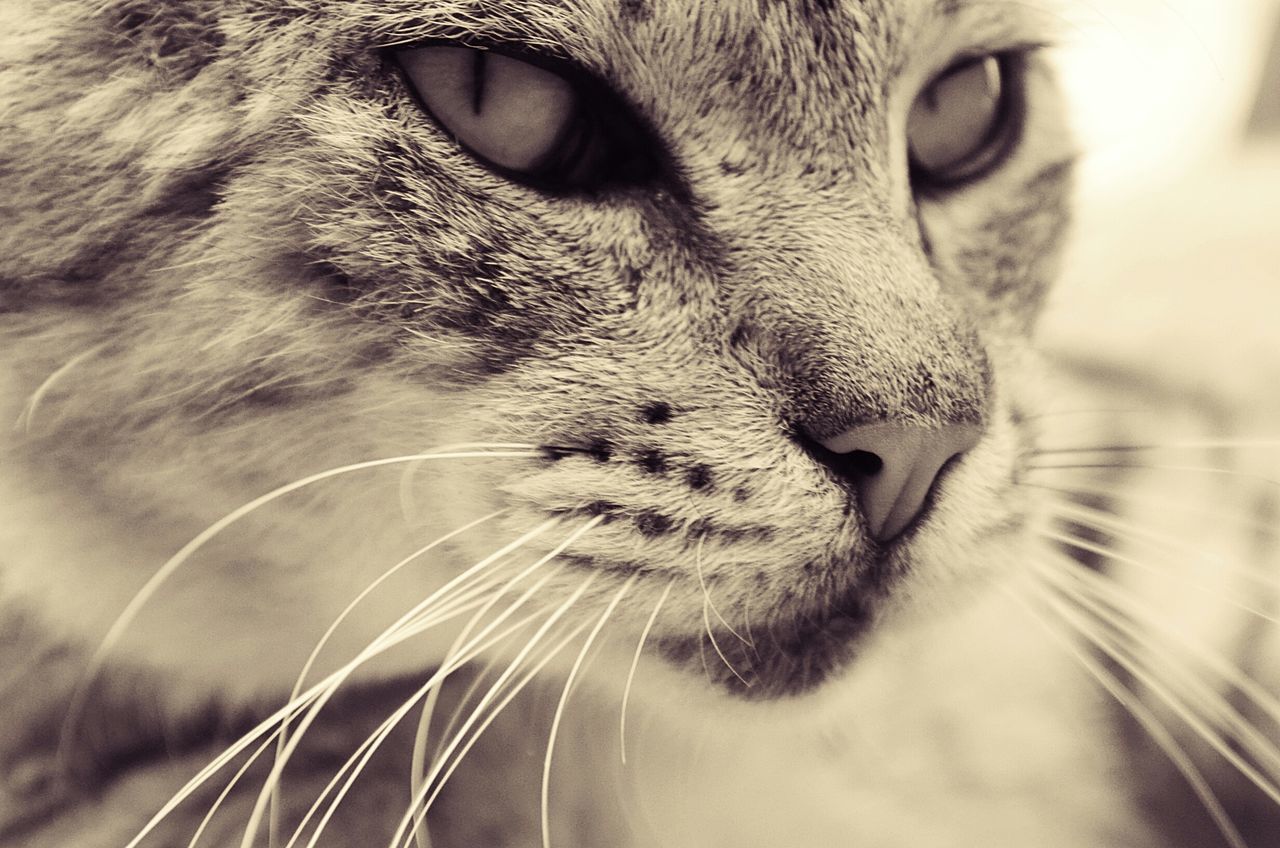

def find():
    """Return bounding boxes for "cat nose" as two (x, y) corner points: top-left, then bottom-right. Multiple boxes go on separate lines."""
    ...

(810, 422), (983, 542)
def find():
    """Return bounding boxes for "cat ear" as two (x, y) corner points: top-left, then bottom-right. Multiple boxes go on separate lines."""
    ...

(397, 46), (578, 173)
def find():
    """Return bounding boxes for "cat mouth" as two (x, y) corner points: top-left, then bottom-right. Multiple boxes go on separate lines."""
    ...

(653, 555), (892, 701)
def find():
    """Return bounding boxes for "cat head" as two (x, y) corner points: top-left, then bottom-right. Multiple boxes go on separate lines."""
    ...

(0, 0), (1073, 706)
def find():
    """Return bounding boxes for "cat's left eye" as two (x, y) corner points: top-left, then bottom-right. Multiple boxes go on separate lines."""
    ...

(908, 53), (1026, 190)
(394, 45), (659, 192)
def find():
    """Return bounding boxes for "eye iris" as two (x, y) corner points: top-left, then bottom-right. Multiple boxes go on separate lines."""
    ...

(397, 46), (577, 174)
(908, 55), (1012, 186)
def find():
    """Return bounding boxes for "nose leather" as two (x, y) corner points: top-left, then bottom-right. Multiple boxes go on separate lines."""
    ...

(819, 422), (982, 542)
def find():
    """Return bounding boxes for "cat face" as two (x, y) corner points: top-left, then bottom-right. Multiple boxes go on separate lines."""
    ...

(0, 0), (1072, 704)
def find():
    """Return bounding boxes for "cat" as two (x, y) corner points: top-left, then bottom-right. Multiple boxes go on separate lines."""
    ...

(1, 0), (1278, 846)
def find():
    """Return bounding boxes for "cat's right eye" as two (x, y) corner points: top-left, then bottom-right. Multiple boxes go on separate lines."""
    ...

(394, 45), (659, 193)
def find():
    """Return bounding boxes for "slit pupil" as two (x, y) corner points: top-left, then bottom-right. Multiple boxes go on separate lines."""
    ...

(471, 49), (487, 116)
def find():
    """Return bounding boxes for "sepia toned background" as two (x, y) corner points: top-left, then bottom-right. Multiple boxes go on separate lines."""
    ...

(1046, 0), (1280, 406)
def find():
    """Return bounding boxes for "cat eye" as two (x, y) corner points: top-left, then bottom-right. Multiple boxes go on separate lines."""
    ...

(908, 53), (1026, 189)
(394, 45), (659, 192)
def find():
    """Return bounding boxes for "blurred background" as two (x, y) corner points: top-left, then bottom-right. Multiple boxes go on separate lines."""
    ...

(1043, 0), (1280, 404)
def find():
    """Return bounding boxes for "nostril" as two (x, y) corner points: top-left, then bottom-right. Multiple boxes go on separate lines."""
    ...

(801, 421), (982, 542)
(822, 448), (883, 480)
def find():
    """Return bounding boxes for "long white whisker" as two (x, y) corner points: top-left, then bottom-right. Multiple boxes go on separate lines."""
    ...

(1029, 578), (1280, 809)
(1027, 462), (1280, 489)
(621, 580), (675, 766)
(188, 730), (282, 848)
(694, 534), (751, 647)
(423, 654), (504, 775)
(127, 681), (337, 848)
(245, 517), (563, 848)
(1043, 529), (1280, 626)
(271, 509), (504, 845)
(397, 445), (535, 525)
(702, 593), (750, 688)
(395, 619), (595, 848)
(542, 576), (637, 848)
(262, 517), (602, 848)
(1021, 479), (1280, 538)
(387, 571), (602, 848)
(61, 448), (538, 768)
(201, 592), (506, 848)
(696, 540), (752, 686)
(15, 344), (107, 432)
(1035, 439), (1280, 455)
(1001, 584), (1251, 848)
(290, 604), (549, 848)
(406, 650), (508, 848)
(1048, 500), (1280, 590)
(1035, 558), (1280, 755)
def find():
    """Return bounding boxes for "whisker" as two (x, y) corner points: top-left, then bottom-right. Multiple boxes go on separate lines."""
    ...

(133, 517), (560, 848)
(424, 654), (504, 774)
(221, 592), (522, 846)
(15, 344), (107, 433)
(61, 447), (539, 769)
(542, 576), (637, 848)
(394, 620), (596, 848)
(1001, 583), (1252, 848)
(1029, 577), (1280, 810)
(254, 517), (603, 848)
(1027, 462), (1280, 489)
(1047, 499), (1280, 590)
(693, 535), (752, 648)
(230, 594), (509, 848)
(1021, 479), (1280, 538)
(1041, 556), (1280, 731)
(694, 536), (752, 688)
(1034, 559), (1280, 773)
(396, 444), (540, 525)
(188, 730), (283, 848)
(620, 580), (675, 766)
(126, 678), (346, 848)
(1043, 528), (1280, 627)
(271, 510), (504, 845)
(1034, 439), (1280, 456)
(388, 572), (603, 848)
(288, 605), (549, 848)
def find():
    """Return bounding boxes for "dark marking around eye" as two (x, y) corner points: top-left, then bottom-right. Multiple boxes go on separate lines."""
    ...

(641, 402), (673, 425)
(638, 449), (668, 474)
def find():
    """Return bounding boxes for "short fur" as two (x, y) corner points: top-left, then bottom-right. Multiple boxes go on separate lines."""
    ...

(2, 1), (1277, 846)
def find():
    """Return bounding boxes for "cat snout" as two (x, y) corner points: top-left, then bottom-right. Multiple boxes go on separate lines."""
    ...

(804, 422), (982, 541)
